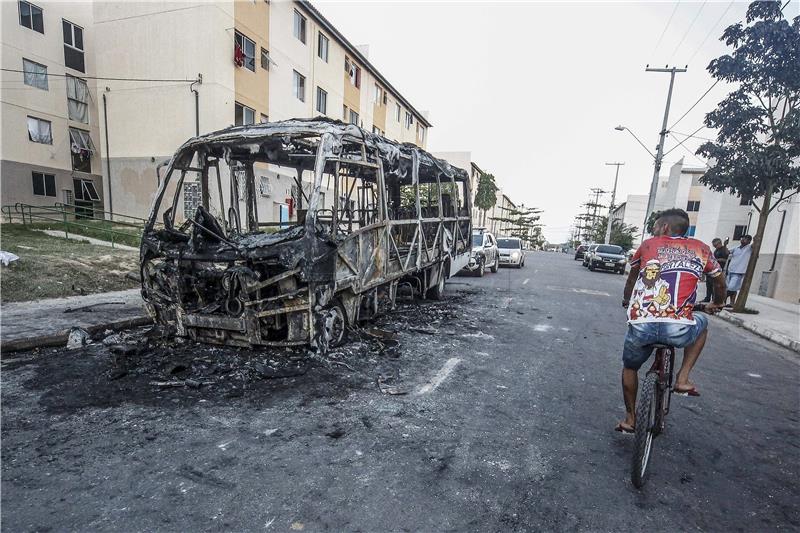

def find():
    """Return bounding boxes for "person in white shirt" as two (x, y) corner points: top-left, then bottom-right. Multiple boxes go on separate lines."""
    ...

(725, 235), (752, 306)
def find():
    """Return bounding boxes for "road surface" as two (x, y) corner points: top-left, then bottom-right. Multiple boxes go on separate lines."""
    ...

(2, 251), (798, 531)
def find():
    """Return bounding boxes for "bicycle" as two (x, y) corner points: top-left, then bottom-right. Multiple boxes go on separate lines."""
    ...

(630, 303), (715, 488)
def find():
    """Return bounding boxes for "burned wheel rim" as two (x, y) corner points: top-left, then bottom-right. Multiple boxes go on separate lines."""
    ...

(322, 305), (346, 347)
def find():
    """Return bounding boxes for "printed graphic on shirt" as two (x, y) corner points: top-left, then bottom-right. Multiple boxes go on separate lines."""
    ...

(628, 236), (721, 324)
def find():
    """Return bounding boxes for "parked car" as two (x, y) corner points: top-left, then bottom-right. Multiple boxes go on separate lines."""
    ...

(574, 244), (589, 261)
(497, 237), (525, 268)
(587, 244), (627, 274)
(582, 244), (599, 267)
(462, 229), (499, 276)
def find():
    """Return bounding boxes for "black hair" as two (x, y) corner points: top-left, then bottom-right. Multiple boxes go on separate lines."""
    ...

(656, 208), (690, 236)
(742, 234), (752, 241)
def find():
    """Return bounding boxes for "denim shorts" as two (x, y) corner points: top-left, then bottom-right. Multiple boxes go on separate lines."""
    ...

(622, 314), (708, 370)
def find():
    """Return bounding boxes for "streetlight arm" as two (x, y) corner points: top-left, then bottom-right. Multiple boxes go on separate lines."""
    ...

(615, 126), (656, 159)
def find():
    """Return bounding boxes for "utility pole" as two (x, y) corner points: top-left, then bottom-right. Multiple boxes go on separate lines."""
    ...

(642, 65), (687, 240)
(603, 162), (624, 244)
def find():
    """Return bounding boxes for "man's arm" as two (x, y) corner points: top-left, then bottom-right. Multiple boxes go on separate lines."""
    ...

(622, 265), (640, 307)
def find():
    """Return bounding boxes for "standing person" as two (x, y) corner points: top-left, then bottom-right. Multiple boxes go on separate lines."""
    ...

(702, 238), (729, 303)
(725, 235), (752, 307)
(616, 209), (725, 433)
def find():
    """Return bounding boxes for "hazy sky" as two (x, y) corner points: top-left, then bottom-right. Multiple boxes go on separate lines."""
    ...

(315, 0), (798, 242)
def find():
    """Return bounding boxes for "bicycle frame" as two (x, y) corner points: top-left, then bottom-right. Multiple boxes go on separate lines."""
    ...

(647, 345), (676, 435)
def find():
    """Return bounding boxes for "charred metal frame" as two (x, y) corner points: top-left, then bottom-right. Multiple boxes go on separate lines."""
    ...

(140, 118), (471, 350)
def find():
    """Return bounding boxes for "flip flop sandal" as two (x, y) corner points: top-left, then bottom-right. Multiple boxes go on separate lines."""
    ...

(614, 423), (635, 434)
(674, 386), (700, 397)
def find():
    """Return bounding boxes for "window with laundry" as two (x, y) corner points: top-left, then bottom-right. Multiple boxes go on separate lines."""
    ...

(22, 58), (48, 90)
(66, 75), (89, 123)
(69, 127), (95, 172)
(27, 116), (52, 144)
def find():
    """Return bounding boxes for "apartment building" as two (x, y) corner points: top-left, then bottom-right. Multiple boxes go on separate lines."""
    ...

(1, 0), (105, 216)
(1, 0), (431, 223)
(610, 194), (647, 239)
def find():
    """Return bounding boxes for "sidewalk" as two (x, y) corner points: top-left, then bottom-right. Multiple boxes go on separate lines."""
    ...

(714, 294), (800, 353)
(1, 289), (150, 353)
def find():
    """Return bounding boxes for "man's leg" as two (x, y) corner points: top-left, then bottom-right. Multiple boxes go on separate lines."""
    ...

(676, 328), (708, 390)
(622, 368), (638, 428)
(702, 276), (713, 302)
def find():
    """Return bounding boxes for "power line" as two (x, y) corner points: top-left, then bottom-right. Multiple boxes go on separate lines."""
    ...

(686, 0), (736, 65)
(652, 1), (682, 58)
(667, 79), (719, 131)
(670, 0), (707, 60)
(671, 129), (714, 142)
(0, 68), (197, 83)
(663, 124), (706, 157)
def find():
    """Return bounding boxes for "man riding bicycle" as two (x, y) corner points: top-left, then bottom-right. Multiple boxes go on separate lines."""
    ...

(616, 209), (726, 433)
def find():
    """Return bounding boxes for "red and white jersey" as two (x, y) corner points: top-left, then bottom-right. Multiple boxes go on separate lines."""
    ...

(628, 235), (721, 324)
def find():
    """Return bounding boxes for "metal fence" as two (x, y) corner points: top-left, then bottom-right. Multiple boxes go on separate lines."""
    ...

(1, 203), (148, 248)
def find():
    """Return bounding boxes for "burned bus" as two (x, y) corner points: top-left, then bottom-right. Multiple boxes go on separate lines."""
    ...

(140, 118), (472, 350)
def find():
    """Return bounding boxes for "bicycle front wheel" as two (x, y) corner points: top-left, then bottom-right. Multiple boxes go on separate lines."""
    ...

(632, 373), (659, 488)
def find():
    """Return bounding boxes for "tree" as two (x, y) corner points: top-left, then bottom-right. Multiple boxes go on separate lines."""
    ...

(590, 217), (638, 250)
(645, 210), (662, 236)
(696, 1), (800, 312)
(474, 172), (499, 227)
(490, 205), (544, 248)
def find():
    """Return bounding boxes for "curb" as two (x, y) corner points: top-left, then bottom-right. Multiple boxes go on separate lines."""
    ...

(0, 316), (153, 355)
(714, 310), (800, 354)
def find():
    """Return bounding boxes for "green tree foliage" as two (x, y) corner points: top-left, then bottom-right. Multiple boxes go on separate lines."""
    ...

(474, 172), (499, 226)
(696, 1), (800, 311)
(590, 216), (638, 250)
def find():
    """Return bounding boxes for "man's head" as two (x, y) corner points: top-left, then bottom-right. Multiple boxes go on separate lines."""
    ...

(740, 234), (752, 246)
(712, 238), (722, 248)
(653, 208), (690, 237)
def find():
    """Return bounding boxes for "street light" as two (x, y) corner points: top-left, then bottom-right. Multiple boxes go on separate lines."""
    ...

(615, 125), (656, 159)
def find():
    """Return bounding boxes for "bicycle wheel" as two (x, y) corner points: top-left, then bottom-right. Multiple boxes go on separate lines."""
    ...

(632, 373), (659, 488)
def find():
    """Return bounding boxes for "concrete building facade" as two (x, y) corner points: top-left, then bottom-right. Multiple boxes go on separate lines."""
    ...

(1, 0), (105, 216)
(1, 0), (431, 224)
(610, 194), (648, 240)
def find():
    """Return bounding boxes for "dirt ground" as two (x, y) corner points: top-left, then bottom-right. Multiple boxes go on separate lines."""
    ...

(0, 225), (139, 302)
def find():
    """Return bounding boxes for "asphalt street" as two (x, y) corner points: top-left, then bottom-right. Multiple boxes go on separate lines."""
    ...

(2, 251), (798, 532)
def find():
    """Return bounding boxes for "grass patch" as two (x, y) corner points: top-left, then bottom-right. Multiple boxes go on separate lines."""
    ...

(0, 224), (140, 303)
(23, 219), (142, 248)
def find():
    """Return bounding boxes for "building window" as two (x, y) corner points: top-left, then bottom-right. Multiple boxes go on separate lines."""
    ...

(739, 195), (751, 206)
(404, 111), (413, 129)
(32, 172), (56, 197)
(374, 84), (382, 105)
(234, 31), (255, 71)
(62, 19), (85, 73)
(293, 10), (306, 43)
(293, 70), (305, 102)
(19, 1), (43, 33)
(395, 103), (401, 122)
(733, 225), (747, 240)
(235, 102), (255, 126)
(317, 32), (329, 62)
(372, 126), (384, 136)
(418, 125), (426, 143)
(686, 225), (696, 237)
(259, 175), (271, 197)
(73, 178), (100, 201)
(383, 91), (388, 105)
(686, 200), (700, 212)
(183, 182), (201, 219)
(316, 86), (327, 115)
(349, 109), (359, 126)
(69, 127), (95, 172)
(22, 58), (47, 90)
(260, 113), (269, 123)
(343, 105), (348, 120)
(27, 116), (52, 144)
(66, 75), (89, 123)
(345, 58), (360, 88)
(260, 48), (271, 70)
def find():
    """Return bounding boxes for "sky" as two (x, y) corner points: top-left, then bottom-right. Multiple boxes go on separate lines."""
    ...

(314, 0), (798, 243)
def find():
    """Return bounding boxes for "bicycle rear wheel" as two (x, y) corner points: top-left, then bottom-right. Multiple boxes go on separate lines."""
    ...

(632, 373), (659, 488)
